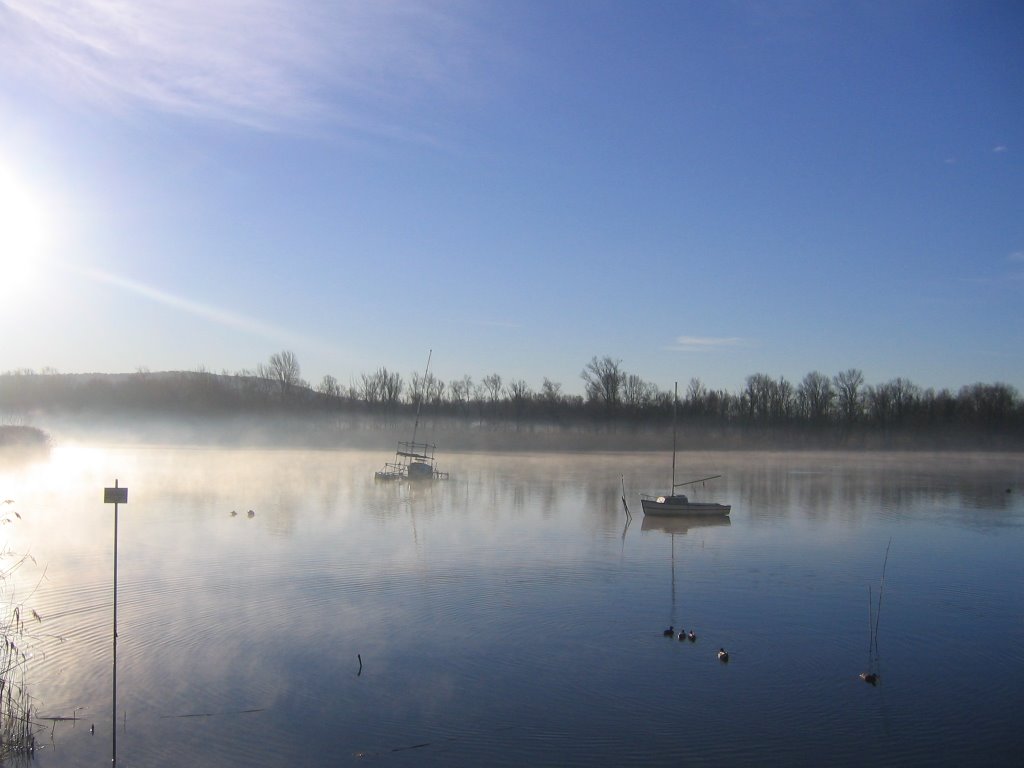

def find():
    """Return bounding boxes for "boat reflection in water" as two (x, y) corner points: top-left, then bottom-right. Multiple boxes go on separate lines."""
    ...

(641, 514), (732, 534)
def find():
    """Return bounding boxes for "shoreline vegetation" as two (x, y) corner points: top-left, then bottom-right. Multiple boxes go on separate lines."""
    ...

(1, 357), (1021, 451)
(0, 521), (40, 759)
(0, 425), (50, 452)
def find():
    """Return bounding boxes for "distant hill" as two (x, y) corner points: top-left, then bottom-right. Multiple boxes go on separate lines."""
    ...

(0, 424), (50, 450)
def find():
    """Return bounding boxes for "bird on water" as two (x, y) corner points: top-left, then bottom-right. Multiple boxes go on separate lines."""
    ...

(718, 648), (729, 662)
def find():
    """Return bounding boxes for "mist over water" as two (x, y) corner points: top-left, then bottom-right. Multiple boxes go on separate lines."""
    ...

(2, 443), (1022, 766)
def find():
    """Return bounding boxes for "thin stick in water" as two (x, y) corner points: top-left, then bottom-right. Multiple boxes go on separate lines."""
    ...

(867, 585), (875, 663)
(872, 538), (892, 662)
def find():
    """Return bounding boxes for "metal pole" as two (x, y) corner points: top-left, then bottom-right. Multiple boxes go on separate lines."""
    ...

(671, 382), (678, 490)
(104, 479), (127, 766)
(112, 478), (119, 767)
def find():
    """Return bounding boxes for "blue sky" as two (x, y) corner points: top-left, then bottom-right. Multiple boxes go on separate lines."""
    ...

(1, 0), (1021, 397)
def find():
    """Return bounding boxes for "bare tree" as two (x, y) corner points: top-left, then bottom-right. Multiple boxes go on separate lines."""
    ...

(581, 356), (624, 412)
(360, 371), (382, 405)
(359, 367), (402, 408)
(539, 377), (563, 417)
(866, 382), (895, 428)
(772, 377), (795, 421)
(622, 373), (657, 411)
(258, 350), (302, 395)
(409, 371), (444, 407)
(317, 374), (341, 398)
(448, 375), (473, 408)
(797, 371), (834, 423)
(959, 382), (1018, 426)
(743, 373), (773, 422)
(506, 379), (531, 400)
(429, 377), (445, 406)
(685, 377), (708, 415)
(834, 368), (865, 425)
(481, 373), (503, 403)
(741, 373), (793, 423)
(379, 368), (403, 408)
(888, 377), (920, 425)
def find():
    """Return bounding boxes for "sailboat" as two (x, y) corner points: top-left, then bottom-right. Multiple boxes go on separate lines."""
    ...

(374, 351), (449, 482)
(640, 382), (730, 517)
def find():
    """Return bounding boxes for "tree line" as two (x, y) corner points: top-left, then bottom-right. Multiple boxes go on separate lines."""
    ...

(2, 352), (1021, 447)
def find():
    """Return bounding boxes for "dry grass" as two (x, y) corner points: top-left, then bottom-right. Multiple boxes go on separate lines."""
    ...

(0, 543), (41, 758)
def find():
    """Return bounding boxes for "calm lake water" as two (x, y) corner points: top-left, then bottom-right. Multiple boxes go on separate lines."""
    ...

(2, 445), (1022, 767)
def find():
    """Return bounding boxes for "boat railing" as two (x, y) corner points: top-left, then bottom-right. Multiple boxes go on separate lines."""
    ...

(395, 440), (437, 461)
(671, 474), (722, 490)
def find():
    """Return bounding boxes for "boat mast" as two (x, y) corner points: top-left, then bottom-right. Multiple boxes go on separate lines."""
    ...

(410, 349), (432, 446)
(671, 381), (678, 491)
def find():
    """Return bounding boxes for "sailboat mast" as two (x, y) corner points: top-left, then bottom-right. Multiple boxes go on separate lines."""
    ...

(410, 349), (432, 446)
(671, 381), (678, 490)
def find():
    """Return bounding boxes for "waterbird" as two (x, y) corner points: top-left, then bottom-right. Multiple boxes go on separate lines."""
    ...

(663, 626), (674, 637)
(247, 509), (255, 518)
(230, 510), (237, 517)
(89, 724), (94, 734)
(718, 648), (729, 663)
(859, 672), (878, 686)
(677, 631), (686, 641)
(688, 630), (696, 642)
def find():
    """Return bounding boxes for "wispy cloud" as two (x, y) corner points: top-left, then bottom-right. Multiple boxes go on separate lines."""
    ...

(78, 265), (314, 348)
(993, 145), (1008, 153)
(668, 336), (745, 353)
(1009, 251), (1024, 262)
(1, 0), (484, 136)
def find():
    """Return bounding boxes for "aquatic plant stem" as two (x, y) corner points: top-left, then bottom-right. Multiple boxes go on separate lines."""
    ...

(867, 585), (875, 666)
(872, 538), (892, 666)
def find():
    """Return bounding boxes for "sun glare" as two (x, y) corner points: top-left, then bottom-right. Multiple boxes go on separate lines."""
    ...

(0, 164), (48, 291)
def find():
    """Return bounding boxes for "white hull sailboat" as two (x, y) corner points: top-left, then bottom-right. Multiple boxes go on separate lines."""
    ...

(640, 382), (730, 518)
(640, 494), (731, 516)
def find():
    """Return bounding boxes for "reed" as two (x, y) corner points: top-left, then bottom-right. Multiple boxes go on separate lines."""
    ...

(0, 537), (42, 757)
(861, 538), (892, 685)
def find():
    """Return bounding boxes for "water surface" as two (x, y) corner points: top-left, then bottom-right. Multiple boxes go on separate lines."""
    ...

(2, 447), (1022, 766)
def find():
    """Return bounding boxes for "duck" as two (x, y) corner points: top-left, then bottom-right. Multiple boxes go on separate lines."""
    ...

(677, 630), (687, 641)
(859, 671), (878, 686)
(688, 630), (696, 642)
(717, 648), (729, 662)
(247, 509), (255, 518)
(230, 510), (238, 517)
(663, 625), (674, 637)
